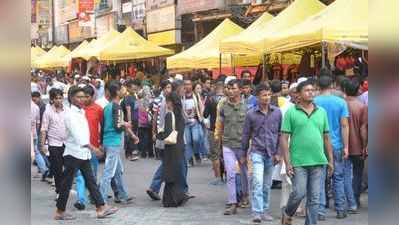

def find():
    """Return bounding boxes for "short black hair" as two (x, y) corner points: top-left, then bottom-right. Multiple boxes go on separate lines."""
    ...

(319, 67), (332, 77)
(337, 75), (349, 90)
(125, 79), (141, 88)
(67, 85), (83, 104)
(270, 79), (282, 93)
(240, 70), (251, 77)
(344, 79), (360, 96)
(49, 88), (63, 101)
(108, 81), (122, 99)
(318, 76), (333, 90)
(160, 79), (171, 90)
(227, 79), (242, 88)
(255, 83), (271, 96)
(31, 91), (41, 98)
(218, 74), (227, 83)
(241, 79), (252, 87)
(172, 79), (184, 91)
(297, 80), (314, 93)
(83, 85), (95, 97)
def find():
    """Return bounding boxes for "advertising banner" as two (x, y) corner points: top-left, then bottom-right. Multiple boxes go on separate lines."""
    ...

(146, 5), (176, 33)
(177, 0), (224, 15)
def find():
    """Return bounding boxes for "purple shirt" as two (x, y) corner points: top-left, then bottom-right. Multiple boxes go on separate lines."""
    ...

(242, 105), (282, 157)
(41, 105), (67, 147)
(358, 91), (368, 106)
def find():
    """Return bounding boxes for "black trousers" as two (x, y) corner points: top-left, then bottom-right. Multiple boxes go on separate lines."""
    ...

(138, 127), (154, 157)
(350, 155), (365, 205)
(48, 145), (65, 194)
(56, 155), (104, 211)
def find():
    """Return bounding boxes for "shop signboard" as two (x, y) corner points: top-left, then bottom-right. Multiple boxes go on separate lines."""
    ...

(177, 0), (224, 15)
(96, 14), (115, 37)
(146, 0), (175, 10)
(146, 5), (176, 33)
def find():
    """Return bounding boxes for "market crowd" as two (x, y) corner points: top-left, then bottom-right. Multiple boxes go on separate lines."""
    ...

(31, 68), (368, 225)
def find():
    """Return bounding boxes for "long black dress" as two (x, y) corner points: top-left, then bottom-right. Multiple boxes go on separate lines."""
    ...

(156, 111), (188, 207)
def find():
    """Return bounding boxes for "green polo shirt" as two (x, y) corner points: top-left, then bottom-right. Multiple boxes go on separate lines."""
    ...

(281, 104), (329, 167)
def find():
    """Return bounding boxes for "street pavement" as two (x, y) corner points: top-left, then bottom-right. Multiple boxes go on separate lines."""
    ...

(31, 158), (368, 225)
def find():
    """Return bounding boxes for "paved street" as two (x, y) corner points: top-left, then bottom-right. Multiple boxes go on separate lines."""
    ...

(31, 158), (368, 225)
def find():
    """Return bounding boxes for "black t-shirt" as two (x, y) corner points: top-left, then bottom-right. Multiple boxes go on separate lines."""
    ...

(120, 95), (137, 124)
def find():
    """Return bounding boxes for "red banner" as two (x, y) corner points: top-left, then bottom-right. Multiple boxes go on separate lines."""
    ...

(78, 0), (94, 12)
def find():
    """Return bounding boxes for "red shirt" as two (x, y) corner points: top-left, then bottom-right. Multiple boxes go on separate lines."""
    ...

(84, 103), (103, 148)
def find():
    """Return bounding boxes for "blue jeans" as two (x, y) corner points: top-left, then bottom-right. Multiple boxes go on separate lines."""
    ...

(318, 166), (327, 216)
(251, 152), (274, 215)
(33, 138), (48, 174)
(285, 166), (323, 225)
(333, 151), (357, 212)
(199, 125), (209, 157)
(180, 154), (189, 193)
(149, 161), (163, 193)
(75, 153), (99, 204)
(184, 121), (203, 161)
(99, 145), (129, 202)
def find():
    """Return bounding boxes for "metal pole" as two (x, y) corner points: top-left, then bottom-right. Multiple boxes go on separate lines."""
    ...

(51, 0), (56, 46)
(262, 54), (266, 82)
(219, 53), (222, 75)
(231, 54), (235, 76)
(321, 41), (326, 68)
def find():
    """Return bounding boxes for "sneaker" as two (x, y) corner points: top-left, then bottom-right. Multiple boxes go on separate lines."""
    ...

(348, 208), (359, 214)
(146, 189), (161, 201)
(223, 204), (237, 215)
(318, 215), (326, 221)
(130, 155), (139, 161)
(73, 201), (85, 211)
(209, 179), (225, 186)
(261, 213), (273, 221)
(336, 211), (347, 219)
(117, 196), (134, 205)
(41, 171), (49, 182)
(239, 197), (250, 208)
(252, 215), (262, 224)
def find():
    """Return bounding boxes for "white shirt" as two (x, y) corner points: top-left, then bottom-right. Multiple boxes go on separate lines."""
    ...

(63, 105), (91, 160)
(95, 96), (109, 109)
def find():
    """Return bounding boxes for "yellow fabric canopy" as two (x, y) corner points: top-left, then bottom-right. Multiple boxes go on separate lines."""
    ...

(31, 46), (47, 67)
(265, 0), (368, 53)
(75, 29), (121, 60)
(98, 27), (175, 61)
(36, 45), (71, 68)
(225, 0), (325, 55)
(220, 12), (274, 54)
(167, 19), (260, 69)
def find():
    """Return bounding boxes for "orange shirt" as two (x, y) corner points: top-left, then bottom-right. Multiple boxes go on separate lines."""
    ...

(84, 103), (103, 148)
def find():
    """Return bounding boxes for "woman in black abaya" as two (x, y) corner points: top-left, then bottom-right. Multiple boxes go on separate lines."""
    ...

(157, 93), (190, 207)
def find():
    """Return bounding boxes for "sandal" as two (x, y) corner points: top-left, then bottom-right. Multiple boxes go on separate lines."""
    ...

(97, 206), (118, 219)
(54, 213), (76, 220)
(281, 207), (293, 225)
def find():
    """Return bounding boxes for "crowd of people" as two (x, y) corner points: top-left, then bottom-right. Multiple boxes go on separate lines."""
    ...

(31, 68), (368, 224)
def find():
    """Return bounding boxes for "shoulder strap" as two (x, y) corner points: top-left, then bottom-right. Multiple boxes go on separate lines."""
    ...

(171, 111), (176, 131)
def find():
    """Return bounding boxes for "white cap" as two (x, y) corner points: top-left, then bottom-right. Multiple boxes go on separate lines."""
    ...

(82, 76), (90, 81)
(175, 74), (183, 80)
(289, 82), (298, 90)
(297, 77), (307, 84)
(224, 76), (236, 85)
(74, 74), (80, 79)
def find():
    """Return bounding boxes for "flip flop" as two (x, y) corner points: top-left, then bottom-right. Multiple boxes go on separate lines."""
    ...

(54, 213), (76, 220)
(97, 207), (118, 219)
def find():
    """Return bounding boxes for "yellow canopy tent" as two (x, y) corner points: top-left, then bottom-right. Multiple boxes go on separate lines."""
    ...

(33, 46), (58, 68)
(220, 12), (273, 55)
(36, 45), (71, 68)
(224, 0), (325, 55)
(265, 0), (368, 53)
(31, 46), (47, 67)
(98, 27), (174, 61)
(75, 29), (120, 60)
(66, 40), (90, 60)
(167, 18), (259, 69)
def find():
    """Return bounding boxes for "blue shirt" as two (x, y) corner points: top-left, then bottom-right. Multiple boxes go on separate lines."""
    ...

(314, 94), (349, 151)
(103, 102), (123, 147)
(241, 105), (282, 157)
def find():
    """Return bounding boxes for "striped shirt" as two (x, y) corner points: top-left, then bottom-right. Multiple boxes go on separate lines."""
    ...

(41, 105), (67, 147)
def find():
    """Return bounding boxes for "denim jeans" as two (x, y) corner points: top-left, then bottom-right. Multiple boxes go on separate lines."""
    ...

(33, 138), (48, 174)
(199, 125), (209, 157)
(222, 146), (248, 204)
(333, 151), (357, 212)
(180, 154), (189, 193)
(251, 152), (274, 215)
(184, 121), (203, 161)
(99, 145), (129, 202)
(75, 153), (99, 204)
(318, 166), (327, 216)
(285, 166), (323, 225)
(149, 161), (163, 193)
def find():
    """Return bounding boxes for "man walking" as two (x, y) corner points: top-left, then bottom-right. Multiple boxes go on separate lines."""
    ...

(315, 75), (355, 219)
(55, 85), (117, 220)
(242, 84), (282, 223)
(215, 79), (249, 215)
(281, 80), (334, 225)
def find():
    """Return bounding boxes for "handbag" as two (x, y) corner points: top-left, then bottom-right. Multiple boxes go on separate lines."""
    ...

(164, 112), (178, 145)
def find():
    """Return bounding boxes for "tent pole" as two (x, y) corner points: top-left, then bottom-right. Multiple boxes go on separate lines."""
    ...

(262, 54), (266, 82)
(231, 54), (236, 76)
(219, 53), (222, 75)
(322, 41), (326, 68)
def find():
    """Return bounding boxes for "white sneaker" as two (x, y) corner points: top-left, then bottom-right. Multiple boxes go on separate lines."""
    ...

(261, 213), (273, 221)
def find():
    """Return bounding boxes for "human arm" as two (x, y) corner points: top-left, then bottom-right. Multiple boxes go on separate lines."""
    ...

(156, 112), (173, 140)
(214, 100), (224, 142)
(360, 106), (368, 158)
(280, 133), (293, 177)
(324, 133), (334, 177)
(341, 102), (350, 159)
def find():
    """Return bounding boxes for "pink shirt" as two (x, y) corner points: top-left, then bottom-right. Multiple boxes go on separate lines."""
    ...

(41, 105), (67, 147)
